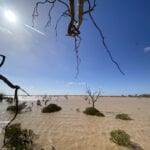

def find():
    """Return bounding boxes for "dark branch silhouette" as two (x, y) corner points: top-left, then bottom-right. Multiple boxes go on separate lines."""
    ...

(87, 0), (125, 75)
(0, 55), (29, 149)
(0, 55), (6, 68)
(32, 0), (124, 77)
(74, 36), (81, 78)
(55, 10), (68, 38)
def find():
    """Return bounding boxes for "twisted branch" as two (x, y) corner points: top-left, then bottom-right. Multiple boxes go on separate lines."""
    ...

(32, 0), (57, 27)
(55, 10), (69, 38)
(74, 36), (81, 78)
(45, 0), (57, 27)
(87, 0), (125, 75)
(0, 55), (29, 149)
(0, 55), (6, 68)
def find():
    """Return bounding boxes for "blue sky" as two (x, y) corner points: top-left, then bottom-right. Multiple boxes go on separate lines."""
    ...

(0, 0), (150, 95)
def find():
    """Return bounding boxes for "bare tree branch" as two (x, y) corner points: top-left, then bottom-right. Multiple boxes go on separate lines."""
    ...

(87, 0), (125, 75)
(45, 0), (57, 27)
(57, 0), (69, 10)
(0, 55), (6, 68)
(0, 56), (29, 149)
(74, 36), (81, 78)
(55, 10), (69, 38)
(0, 75), (20, 89)
(32, 0), (57, 27)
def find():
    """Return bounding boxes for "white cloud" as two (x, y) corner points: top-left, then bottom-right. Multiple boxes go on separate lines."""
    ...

(67, 82), (86, 86)
(144, 47), (150, 52)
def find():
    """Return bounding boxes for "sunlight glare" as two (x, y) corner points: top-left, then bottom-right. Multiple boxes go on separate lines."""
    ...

(4, 9), (17, 22)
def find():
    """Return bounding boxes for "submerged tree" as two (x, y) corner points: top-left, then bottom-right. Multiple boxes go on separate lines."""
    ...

(33, 0), (125, 77)
(84, 86), (101, 108)
(83, 86), (104, 116)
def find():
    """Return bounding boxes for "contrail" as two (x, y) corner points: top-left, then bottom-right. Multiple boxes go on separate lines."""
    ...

(24, 24), (46, 36)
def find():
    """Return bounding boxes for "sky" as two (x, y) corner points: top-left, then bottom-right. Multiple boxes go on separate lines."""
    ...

(0, 0), (150, 95)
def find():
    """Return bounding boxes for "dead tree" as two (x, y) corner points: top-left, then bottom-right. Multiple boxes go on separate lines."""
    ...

(0, 55), (29, 149)
(85, 86), (101, 108)
(64, 95), (68, 100)
(42, 95), (52, 105)
(33, 0), (125, 77)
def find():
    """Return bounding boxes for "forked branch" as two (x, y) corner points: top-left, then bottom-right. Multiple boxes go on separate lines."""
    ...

(85, 86), (101, 108)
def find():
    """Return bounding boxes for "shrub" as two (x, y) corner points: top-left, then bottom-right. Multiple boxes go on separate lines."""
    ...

(6, 97), (14, 104)
(7, 102), (27, 113)
(110, 130), (130, 146)
(116, 113), (132, 120)
(5, 123), (34, 149)
(37, 100), (42, 106)
(0, 93), (4, 102)
(42, 103), (61, 113)
(83, 107), (105, 117)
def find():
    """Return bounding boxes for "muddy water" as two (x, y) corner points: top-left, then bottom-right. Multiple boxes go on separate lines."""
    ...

(0, 96), (150, 150)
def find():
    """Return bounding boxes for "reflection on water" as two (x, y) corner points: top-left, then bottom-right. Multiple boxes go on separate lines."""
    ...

(0, 121), (9, 124)
(0, 121), (9, 134)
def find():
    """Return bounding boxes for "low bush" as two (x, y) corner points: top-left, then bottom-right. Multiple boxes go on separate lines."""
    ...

(83, 107), (105, 117)
(0, 93), (4, 102)
(116, 113), (132, 120)
(6, 97), (14, 104)
(37, 100), (42, 106)
(42, 103), (61, 113)
(110, 130), (130, 146)
(5, 123), (34, 149)
(7, 102), (27, 113)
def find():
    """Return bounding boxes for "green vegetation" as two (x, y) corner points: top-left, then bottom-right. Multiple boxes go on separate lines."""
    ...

(5, 97), (14, 104)
(37, 100), (42, 106)
(7, 102), (27, 113)
(110, 130), (130, 146)
(139, 94), (150, 98)
(42, 103), (61, 113)
(0, 93), (4, 102)
(83, 107), (105, 117)
(5, 123), (34, 149)
(116, 113), (132, 120)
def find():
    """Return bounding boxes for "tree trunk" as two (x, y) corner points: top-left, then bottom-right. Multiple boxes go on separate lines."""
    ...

(92, 101), (95, 108)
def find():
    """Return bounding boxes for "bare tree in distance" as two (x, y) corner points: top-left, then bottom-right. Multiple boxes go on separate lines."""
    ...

(85, 86), (101, 108)
(32, 0), (125, 77)
(64, 95), (68, 100)
(43, 95), (52, 105)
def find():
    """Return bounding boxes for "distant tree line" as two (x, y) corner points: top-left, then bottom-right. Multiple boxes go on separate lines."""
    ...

(122, 94), (150, 98)
(138, 94), (150, 98)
